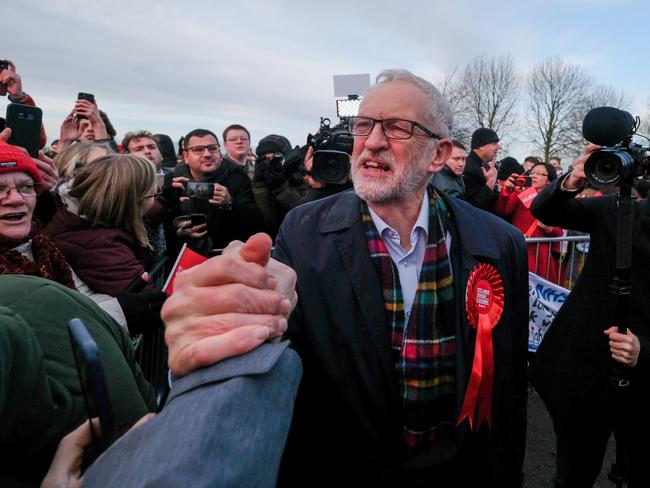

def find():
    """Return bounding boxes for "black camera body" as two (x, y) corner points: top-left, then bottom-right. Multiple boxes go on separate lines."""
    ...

(515, 175), (533, 188)
(308, 118), (353, 185)
(584, 142), (647, 188)
(182, 181), (215, 199)
(264, 153), (287, 178)
(256, 148), (305, 184)
(582, 107), (650, 188)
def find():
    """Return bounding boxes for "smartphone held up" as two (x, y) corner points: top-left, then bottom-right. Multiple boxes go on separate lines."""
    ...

(75, 92), (96, 120)
(5, 103), (42, 157)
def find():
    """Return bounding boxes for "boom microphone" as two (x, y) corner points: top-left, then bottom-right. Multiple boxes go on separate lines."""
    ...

(582, 107), (636, 146)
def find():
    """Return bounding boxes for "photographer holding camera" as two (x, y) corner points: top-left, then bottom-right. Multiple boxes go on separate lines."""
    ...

(495, 160), (563, 283)
(160, 128), (263, 255)
(529, 138), (650, 487)
(252, 134), (309, 238)
(301, 118), (353, 201)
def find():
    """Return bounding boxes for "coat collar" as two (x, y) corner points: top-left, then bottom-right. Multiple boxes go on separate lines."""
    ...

(313, 187), (502, 410)
(318, 187), (501, 261)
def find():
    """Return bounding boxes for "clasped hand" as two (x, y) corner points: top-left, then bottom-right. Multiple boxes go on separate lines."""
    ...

(162, 233), (297, 376)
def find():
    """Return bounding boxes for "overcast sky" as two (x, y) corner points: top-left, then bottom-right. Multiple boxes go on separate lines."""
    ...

(3, 0), (649, 159)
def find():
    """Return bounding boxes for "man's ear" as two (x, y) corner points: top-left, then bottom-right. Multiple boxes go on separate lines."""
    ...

(428, 138), (452, 172)
(181, 151), (189, 164)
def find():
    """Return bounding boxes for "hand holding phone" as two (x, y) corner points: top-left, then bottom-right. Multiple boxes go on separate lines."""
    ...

(190, 213), (207, 226)
(75, 93), (95, 120)
(173, 215), (208, 239)
(68, 318), (117, 470)
(0, 60), (9, 96)
(5, 103), (42, 157)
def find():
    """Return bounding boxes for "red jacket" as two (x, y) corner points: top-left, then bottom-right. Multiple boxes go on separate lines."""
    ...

(496, 186), (564, 283)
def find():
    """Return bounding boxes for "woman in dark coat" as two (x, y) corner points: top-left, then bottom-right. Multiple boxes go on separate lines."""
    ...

(45, 154), (166, 334)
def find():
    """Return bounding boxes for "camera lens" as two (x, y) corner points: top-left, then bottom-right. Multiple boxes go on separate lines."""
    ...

(312, 150), (350, 185)
(585, 149), (635, 187)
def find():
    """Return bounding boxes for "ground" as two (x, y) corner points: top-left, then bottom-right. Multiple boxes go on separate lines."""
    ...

(525, 385), (618, 488)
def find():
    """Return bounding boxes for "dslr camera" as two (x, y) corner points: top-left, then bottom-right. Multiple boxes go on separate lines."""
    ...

(515, 175), (532, 187)
(307, 118), (353, 185)
(582, 107), (650, 188)
(182, 181), (215, 199)
(257, 146), (305, 184)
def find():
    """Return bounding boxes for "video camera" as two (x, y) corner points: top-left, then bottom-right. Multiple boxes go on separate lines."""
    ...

(307, 117), (353, 185)
(582, 107), (650, 188)
(258, 147), (305, 180)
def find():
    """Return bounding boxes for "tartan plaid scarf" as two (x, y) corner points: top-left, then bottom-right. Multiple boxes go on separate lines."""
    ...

(362, 190), (456, 451)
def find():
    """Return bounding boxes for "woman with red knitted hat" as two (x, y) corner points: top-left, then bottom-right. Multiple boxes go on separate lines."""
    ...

(0, 138), (165, 336)
(0, 141), (77, 287)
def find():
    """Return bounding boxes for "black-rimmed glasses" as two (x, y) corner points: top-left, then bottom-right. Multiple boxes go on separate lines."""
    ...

(185, 144), (221, 155)
(348, 116), (441, 140)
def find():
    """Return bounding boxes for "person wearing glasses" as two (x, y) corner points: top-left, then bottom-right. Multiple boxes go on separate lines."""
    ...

(159, 128), (264, 256)
(496, 160), (563, 283)
(44, 153), (167, 336)
(160, 69), (529, 487)
(0, 139), (162, 337)
(222, 123), (256, 180)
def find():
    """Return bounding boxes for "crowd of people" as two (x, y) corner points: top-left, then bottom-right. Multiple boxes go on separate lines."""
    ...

(1, 58), (648, 488)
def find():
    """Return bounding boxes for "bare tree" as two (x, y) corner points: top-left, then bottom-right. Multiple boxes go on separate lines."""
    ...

(459, 55), (519, 135)
(638, 95), (650, 136)
(527, 57), (592, 160)
(439, 67), (472, 144)
(583, 85), (632, 111)
(566, 84), (634, 148)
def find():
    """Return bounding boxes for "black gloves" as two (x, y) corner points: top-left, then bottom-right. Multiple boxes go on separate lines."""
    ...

(254, 157), (287, 187)
(116, 275), (167, 336)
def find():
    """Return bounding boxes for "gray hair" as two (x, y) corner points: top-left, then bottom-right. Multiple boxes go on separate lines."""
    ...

(370, 69), (453, 139)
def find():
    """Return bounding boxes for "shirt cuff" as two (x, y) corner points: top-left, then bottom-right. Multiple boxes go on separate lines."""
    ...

(559, 172), (585, 192)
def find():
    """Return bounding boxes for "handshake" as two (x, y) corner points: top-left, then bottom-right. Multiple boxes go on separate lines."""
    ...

(162, 233), (297, 376)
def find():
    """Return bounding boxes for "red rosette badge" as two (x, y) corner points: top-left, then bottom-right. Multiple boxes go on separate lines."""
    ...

(457, 263), (504, 430)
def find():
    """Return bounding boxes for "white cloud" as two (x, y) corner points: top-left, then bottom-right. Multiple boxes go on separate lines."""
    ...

(2, 0), (650, 154)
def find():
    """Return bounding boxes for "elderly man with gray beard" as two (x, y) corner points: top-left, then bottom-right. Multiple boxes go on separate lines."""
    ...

(161, 69), (529, 488)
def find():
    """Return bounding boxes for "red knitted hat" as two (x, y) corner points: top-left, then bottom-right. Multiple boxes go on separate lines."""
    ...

(0, 142), (41, 183)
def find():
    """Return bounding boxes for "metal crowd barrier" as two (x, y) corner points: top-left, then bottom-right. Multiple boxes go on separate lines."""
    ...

(133, 257), (169, 407)
(525, 234), (590, 289)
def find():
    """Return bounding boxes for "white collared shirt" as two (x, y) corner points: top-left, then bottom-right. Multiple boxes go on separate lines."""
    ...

(368, 194), (453, 321)
(368, 196), (429, 321)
